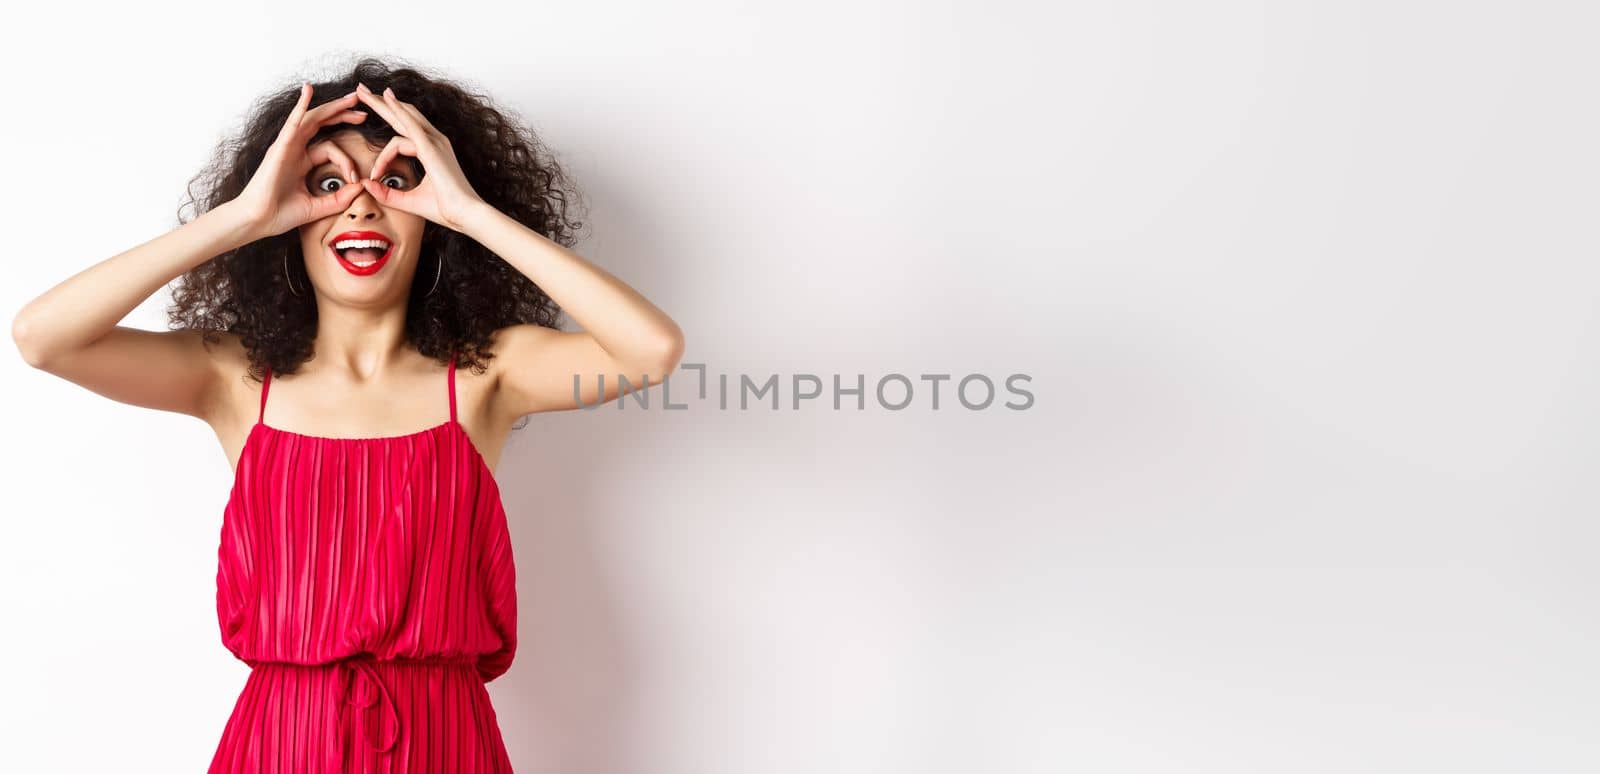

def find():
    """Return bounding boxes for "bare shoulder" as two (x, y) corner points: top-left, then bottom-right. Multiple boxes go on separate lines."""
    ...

(475, 323), (557, 413)
(194, 330), (259, 426)
(195, 331), (269, 472)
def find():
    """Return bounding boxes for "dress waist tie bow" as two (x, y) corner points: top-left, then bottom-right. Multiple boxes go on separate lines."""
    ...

(334, 655), (401, 769)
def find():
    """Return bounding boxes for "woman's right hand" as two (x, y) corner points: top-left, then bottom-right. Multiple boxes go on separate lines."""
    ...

(231, 83), (369, 240)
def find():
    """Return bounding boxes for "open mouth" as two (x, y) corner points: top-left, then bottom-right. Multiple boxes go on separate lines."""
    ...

(328, 230), (394, 276)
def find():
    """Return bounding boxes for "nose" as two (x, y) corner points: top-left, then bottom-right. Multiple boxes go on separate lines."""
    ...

(342, 183), (382, 222)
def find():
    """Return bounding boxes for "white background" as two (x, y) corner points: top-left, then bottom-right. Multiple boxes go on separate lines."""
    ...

(2, 1), (1596, 772)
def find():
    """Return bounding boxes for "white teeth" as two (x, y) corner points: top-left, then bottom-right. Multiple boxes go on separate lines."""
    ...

(332, 238), (391, 250)
(333, 237), (390, 270)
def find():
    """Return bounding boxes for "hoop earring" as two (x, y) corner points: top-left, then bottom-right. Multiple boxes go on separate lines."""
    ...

(424, 252), (444, 297)
(282, 247), (302, 297)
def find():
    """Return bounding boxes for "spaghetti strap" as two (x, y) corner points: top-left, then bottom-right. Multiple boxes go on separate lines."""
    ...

(259, 364), (272, 424)
(447, 355), (457, 423)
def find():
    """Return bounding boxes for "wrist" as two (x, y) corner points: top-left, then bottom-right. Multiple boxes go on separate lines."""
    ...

(452, 199), (500, 235)
(208, 200), (269, 247)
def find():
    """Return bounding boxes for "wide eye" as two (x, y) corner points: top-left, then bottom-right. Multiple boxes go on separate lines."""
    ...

(313, 175), (343, 194)
(380, 173), (409, 189)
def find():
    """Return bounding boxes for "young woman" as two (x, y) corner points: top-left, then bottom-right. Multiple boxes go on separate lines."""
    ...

(11, 57), (684, 772)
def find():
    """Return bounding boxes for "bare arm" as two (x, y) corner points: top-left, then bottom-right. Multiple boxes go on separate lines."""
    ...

(10, 202), (261, 421)
(458, 203), (685, 414)
(11, 82), (370, 424)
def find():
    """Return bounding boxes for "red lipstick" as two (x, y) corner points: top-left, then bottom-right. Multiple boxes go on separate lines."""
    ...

(327, 230), (395, 276)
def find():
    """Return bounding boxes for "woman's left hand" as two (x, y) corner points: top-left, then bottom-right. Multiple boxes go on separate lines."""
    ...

(353, 82), (485, 231)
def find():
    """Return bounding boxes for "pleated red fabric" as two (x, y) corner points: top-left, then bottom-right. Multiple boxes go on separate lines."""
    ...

(209, 356), (518, 773)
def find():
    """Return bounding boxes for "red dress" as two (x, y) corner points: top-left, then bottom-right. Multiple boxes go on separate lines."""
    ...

(209, 356), (518, 772)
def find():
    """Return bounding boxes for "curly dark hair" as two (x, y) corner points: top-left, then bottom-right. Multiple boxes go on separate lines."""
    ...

(168, 54), (584, 383)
